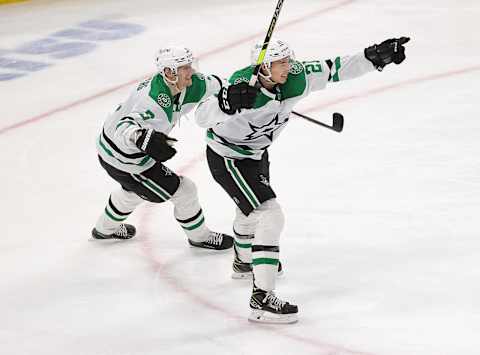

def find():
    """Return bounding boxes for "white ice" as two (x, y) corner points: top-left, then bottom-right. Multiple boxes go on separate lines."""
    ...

(1, 0), (479, 354)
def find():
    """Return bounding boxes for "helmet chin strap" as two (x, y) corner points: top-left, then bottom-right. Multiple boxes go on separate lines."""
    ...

(259, 63), (278, 86)
(162, 68), (182, 93)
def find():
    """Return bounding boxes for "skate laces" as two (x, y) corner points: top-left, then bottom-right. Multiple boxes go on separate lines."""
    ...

(264, 292), (286, 310)
(116, 224), (128, 237)
(207, 232), (222, 246)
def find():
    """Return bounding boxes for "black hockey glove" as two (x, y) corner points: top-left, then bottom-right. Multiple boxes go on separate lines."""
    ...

(364, 37), (410, 71)
(135, 128), (177, 162)
(218, 82), (258, 115)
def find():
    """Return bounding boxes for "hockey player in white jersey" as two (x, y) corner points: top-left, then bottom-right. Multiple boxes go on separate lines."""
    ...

(195, 37), (410, 322)
(92, 46), (257, 250)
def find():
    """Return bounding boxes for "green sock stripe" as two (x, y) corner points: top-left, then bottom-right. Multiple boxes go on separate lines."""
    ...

(105, 204), (129, 221)
(181, 216), (205, 231)
(179, 212), (205, 229)
(252, 258), (279, 266)
(104, 208), (126, 222)
(234, 240), (252, 248)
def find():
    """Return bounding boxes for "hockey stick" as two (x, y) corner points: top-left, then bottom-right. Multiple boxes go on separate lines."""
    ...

(250, 0), (344, 133)
(249, 0), (286, 87)
(292, 111), (344, 132)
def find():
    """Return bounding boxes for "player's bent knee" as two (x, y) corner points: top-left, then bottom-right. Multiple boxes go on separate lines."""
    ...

(255, 199), (284, 244)
(234, 207), (261, 234)
(171, 176), (198, 202)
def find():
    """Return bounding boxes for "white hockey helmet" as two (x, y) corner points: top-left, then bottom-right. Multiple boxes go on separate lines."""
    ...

(155, 46), (195, 82)
(250, 39), (293, 67)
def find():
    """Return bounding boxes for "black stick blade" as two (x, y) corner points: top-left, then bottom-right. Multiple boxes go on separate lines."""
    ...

(332, 112), (344, 132)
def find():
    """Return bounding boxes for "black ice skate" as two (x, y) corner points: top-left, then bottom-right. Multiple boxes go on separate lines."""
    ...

(91, 224), (136, 240)
(249, 287), (298, 324)
(188, 232), (233, 250)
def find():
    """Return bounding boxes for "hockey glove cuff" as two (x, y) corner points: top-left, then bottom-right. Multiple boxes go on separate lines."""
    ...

(135, 128), (177, 162)
(365, 37), (410, 71)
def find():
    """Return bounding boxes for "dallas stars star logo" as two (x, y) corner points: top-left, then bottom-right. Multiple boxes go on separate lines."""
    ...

(245, 114), (289, 141)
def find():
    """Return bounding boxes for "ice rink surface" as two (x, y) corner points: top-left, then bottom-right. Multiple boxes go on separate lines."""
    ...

(1, 0), (479, 354)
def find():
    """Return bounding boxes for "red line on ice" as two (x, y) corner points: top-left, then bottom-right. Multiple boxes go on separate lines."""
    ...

(0, 0), (357, 136)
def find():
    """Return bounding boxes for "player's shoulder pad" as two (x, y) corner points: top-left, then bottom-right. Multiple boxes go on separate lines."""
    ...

(288, 60), (305, 76)
(184, 72), (208, 104)
(229, 66), (253, 85)
(147, 74), (174, 121)
(280, 60), (307, 100)
(148, 74), (172, 107)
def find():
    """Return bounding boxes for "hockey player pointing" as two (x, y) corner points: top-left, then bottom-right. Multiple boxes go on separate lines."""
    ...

(195, 37), (410, 322)
(92, 46), (255, 250)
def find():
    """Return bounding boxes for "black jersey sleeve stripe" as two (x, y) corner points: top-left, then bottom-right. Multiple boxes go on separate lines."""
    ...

(175, 209), (203, 224)
(119, 116), (141, 123)
(325, 59), (334, 81)
(102, 129), (146, 159)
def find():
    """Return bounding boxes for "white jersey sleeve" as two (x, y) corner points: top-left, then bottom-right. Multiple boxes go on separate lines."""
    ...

(305, 52), (376, 92)
(195, 75), (230, 128)
(203, 74), (224, 101)
(195, 96), (231, 129)
(111, 113), (144, 151)
(98, 72), (224, 173)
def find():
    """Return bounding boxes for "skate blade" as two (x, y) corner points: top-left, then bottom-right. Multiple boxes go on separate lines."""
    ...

(88, 237), (132, 242)
(231, 270), (284, 280)
(231, 271), (253, 280)
(188, 244), (232, 253)
(248, 309), (298, 324)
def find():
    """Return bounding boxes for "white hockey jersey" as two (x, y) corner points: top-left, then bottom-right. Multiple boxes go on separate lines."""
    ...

(195, 53), (375, 160)
(97, 73), (221, 173)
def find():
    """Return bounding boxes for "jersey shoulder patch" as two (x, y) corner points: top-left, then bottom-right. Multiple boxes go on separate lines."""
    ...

(280, 61), (307, 100)
(183, 73), (207, 105)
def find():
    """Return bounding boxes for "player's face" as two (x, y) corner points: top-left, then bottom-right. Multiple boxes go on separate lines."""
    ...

(270, 57), (291, 84)
(175, 64), (194, 90)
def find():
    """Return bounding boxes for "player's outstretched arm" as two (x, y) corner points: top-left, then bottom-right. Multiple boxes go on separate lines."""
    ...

(307, 36), (410, 92)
